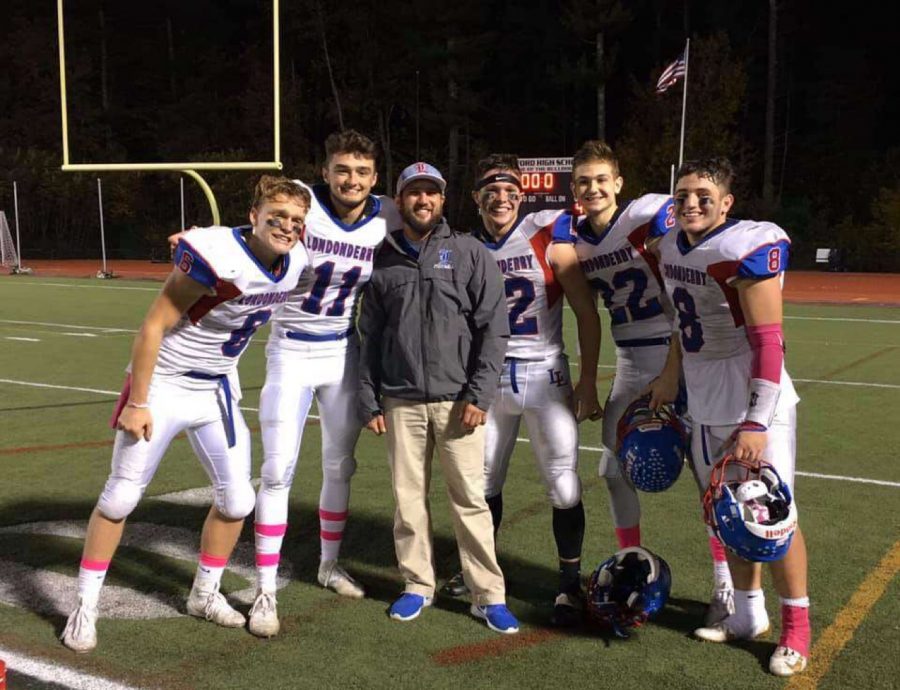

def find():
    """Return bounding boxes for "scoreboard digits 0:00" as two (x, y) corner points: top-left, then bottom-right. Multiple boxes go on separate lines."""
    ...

(520, 172), (557, 192)
(516, 156), (573, 214)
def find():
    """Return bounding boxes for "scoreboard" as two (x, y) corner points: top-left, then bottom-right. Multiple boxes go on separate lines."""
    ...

(516, 157), (573, 216)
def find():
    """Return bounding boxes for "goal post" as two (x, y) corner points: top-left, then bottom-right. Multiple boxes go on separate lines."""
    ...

(56, 0), (283, 225)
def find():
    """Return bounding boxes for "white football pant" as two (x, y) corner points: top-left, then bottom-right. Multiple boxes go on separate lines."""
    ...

(484, 354), (581, 509)
(97, 375), (254, 521)
(599, 343), (670, 528)
(256, 345), (361, 527)
(689, 403), (797, 492)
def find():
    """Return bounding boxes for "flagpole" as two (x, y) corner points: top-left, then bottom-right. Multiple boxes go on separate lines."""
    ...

(678, 38), (690, 167)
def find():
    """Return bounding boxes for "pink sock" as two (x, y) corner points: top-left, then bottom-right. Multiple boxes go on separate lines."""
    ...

(255, 523), (287, 591)
(78, 558), (111, 604)
(319, 477), (351, 562)
(780, 601), (811, 656)
(708, 535), (728, 562)
(320, 509), (347, 561)
(708, 535), (732, 588)
(615, 525), (641, 549)
(194, 552), (228, 591)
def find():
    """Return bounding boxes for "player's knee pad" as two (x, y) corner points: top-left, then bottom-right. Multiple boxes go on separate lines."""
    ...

(549, 469), (582, 509)
(214, 480), (256, 520)
(96, 479), (144, 521)
(323, 455), (357, 482)
(259, 456), (297, 491)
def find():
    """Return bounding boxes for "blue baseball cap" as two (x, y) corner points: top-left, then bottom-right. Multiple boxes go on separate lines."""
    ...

(396, 162), (447, 194)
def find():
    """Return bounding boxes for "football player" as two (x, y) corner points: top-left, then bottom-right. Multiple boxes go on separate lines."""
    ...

(61, 177), (311, 653)
(443, 153), (602, 626)
(249, 130), (402, 636)
(552, 141), (735, 626)
(649, 157), (810, 677)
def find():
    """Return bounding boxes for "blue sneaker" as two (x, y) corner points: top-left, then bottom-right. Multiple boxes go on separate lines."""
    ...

(470, 603), (519, 634)
(389, 593), (432, 622)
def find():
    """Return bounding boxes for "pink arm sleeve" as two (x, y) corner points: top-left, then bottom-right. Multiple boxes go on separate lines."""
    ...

(746, 323), (784, 384)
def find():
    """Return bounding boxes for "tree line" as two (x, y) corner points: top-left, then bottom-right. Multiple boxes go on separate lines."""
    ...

(1, 0), (897, 271)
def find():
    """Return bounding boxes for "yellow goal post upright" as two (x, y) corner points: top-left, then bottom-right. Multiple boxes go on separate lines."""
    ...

(56, 0), (283, 228)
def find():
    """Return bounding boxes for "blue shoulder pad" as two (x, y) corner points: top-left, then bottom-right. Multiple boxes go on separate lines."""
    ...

(737, 240), (790, 279)
(174, 239), (218, 288)
(551, 211), (577, 243)
(648, 198), (676, 239)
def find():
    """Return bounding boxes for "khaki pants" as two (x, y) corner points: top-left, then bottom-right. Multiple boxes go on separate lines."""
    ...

(384, 397), (506, 605)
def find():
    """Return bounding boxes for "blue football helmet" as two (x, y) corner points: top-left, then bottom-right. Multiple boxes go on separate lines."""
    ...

(703, 455), (798, 563)
(616, 395), (687, 492)
(587, 546), (672, 637)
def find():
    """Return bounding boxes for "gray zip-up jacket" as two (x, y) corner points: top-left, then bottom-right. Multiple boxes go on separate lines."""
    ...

(358, 221), (509, 417)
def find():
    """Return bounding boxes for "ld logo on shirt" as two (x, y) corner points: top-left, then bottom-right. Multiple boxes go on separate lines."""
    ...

(434, 248), (454, 270)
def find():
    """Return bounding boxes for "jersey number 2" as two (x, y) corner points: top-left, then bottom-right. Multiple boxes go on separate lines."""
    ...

(505, 277), (538, 335)
(590, 267), (663, 325)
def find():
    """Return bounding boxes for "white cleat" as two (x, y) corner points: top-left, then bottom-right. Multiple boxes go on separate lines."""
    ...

(248, 590), (280, 638)
(318, 560), (365, 599)
(60, 598), (98, 653)
(705, 585), (735, 627)
(694, 614), (770, 643)
(769, 645), (809, 677)
(186, 583), (246, 628)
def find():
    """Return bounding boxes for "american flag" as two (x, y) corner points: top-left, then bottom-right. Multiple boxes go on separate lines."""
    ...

(656, 52), (687, 94)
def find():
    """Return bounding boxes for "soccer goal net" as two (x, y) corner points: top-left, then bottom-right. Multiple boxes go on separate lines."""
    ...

(0, 211), (19, 269)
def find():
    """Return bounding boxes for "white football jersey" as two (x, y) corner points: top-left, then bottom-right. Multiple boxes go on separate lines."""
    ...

(480, 209), (565, 361)
(554, 194), (676, 347)
(270, 182), (401, 354)
(157, 226), (309, 379)
(656, 218), (800, 425)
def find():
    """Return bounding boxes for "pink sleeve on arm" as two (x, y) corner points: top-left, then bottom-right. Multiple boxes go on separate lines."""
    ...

(746, 323), (784, 384)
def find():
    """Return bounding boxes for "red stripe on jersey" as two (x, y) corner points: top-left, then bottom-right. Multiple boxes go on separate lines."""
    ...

(628, 223), (665, 290)
(706, 260), (744, 326)
(529, 225), (563, 307)
(187, 280), (242, 324)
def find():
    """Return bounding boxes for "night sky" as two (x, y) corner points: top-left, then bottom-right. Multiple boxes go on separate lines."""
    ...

(1, 1), (898, 269)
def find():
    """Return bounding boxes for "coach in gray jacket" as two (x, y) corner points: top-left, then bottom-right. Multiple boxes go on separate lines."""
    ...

(358, 162), (519, 634)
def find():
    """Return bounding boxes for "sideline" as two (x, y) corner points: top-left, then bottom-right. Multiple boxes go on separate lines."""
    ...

(786, 540), (900, 690)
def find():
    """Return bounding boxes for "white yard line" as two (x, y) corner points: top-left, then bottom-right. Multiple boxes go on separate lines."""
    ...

(5, 337), (41, 342)
(561, 304), (900, 324)
(1, 378), (896, 488)
(0, 379), (264, 415)
(0, 645), (142, 690)
(0, 319), (135, 333)
(0, 379), (120, 396)
(784, 315), (900, 324)
(0, 281), (159, 292)
(518, 438), (900, 488)
(570, 361), (900, 387)
(793, 378), (900, 390)
(792, 471), (900, 488)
